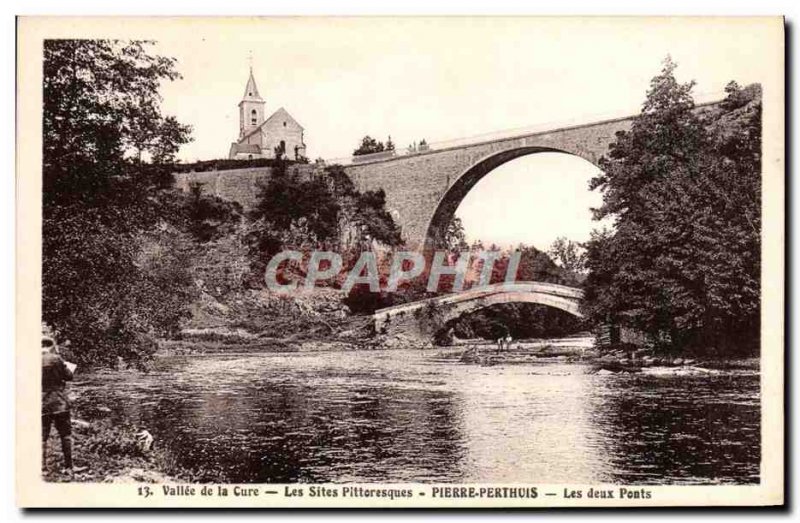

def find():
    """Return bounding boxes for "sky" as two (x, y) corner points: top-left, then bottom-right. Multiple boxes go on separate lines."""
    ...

(455, 154), (609, 250)
(139, 17), (780, 250)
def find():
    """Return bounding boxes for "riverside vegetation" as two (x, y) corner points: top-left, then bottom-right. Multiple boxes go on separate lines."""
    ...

(41, 42), (761, 481)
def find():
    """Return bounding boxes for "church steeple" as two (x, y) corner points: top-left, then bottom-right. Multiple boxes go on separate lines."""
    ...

(229, 62), (307, 161)
(241, 66), (263, 102)
(238, 67), (266, 138)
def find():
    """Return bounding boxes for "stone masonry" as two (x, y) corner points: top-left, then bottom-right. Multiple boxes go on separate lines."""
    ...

(173, 164), (322, 211)
(374, 282), (583, 341)
(343, 115), (637, 249)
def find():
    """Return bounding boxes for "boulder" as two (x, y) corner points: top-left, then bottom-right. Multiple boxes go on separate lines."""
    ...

(71, 419), (91, 429)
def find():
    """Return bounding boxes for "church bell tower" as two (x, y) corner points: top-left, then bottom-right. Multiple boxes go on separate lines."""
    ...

(238, 67), (265, 138)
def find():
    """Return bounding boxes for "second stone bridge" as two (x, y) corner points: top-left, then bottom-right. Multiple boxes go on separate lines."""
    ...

(373, 282), (583, 342)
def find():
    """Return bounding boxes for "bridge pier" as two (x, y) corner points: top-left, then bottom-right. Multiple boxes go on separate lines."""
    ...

(374, 309), (430, 342)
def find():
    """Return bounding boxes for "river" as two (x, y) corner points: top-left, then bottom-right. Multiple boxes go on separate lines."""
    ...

(73, 348), (760, 484)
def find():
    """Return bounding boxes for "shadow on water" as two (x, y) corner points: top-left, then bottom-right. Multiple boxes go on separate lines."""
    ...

(590, 373), (760, 485)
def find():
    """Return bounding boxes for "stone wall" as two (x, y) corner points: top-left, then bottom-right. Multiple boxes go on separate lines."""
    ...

(173, 164), (323, 211)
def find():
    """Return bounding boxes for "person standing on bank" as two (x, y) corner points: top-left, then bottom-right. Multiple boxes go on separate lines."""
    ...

(42, 336), (84, 473)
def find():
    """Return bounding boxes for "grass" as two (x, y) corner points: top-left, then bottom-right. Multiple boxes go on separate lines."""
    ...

(42, 415), (173, 483)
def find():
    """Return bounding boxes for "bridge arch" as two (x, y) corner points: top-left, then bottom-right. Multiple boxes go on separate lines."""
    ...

(423, 147), (603, 250)
(438, 290), (583, 328)
(341, 110), (647, 248)
(373, 282), (583, 341)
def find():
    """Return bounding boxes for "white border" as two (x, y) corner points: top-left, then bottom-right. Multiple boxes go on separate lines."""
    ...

(3, 2), (797, 521)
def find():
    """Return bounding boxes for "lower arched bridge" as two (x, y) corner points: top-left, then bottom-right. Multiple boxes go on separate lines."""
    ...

(373, 282), (583, 341)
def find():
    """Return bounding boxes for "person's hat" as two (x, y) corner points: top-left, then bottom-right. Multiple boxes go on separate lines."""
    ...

(41, 336), (56, 348)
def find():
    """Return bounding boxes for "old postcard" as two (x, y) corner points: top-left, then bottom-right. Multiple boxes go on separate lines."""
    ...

(16, 16), (784, 508)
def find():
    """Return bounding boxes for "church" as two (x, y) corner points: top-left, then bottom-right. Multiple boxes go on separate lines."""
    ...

(228, 68), (307, 161)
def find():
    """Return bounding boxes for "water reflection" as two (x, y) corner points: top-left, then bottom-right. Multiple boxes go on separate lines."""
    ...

(74, 350), (760, 484)
(456, 365), (609, 483)
(592, 374), (760, 484)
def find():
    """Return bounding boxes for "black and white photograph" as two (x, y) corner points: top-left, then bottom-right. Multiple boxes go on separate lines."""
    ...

(15, 15), (784, 508)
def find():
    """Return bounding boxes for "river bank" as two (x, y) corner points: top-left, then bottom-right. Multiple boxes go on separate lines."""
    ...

(42, 367), (213, 483)
(160, 325), (758, 368)
(43, 393), (175, 482)
(451, 338), (759, 372)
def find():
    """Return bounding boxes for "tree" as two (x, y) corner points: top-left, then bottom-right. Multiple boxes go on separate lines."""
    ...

(260, 158), (339, 240)
(352, 135), (385, 156)
(43, 40), (194, 366)
(444, 216), (469, 252)
(246, 162), (403, 288)
(351, 189), (403, 246)
(548, 237), (586, 272)
(43, 40), (190, 205)
(185, 182), (242, 243)
(247, 154), (341, 270)
(582, 57), (761, 355)
(385, 136), (395, 152)
(548, 237), (586, 286)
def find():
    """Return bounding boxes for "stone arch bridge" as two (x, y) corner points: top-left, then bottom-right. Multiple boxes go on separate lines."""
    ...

(343, 102), (719, 249)
(373, 282), (583, 341)
(174, 102), (719, 251)
(342, 115), (633, 250)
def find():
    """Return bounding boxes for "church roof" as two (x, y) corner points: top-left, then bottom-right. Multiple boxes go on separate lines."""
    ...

(264, 107), (303, 130)
(240, 68), (264, 103)
(238, 107), (304, 142)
